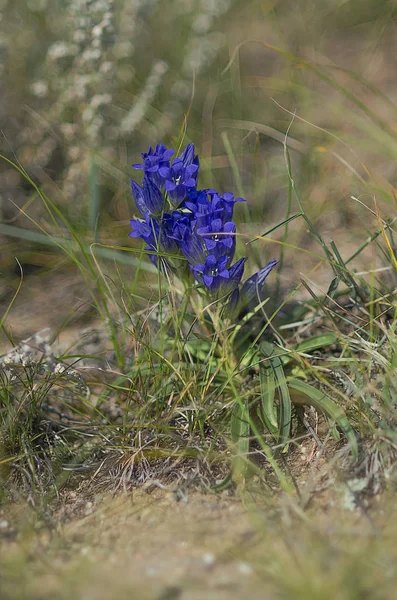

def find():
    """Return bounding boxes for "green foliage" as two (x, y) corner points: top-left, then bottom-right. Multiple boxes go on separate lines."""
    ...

(259, 341), (291, 448)
(1, 0), (397, 500)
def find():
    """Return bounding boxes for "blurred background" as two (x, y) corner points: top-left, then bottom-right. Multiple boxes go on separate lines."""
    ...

(1, 0), (396, 340)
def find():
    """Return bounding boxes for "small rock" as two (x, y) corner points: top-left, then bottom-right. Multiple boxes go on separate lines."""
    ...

(237, 561), (253, 575)
(202, 552), (215, 567)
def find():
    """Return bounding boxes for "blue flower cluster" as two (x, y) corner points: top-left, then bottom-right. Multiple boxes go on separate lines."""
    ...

(129, 143), (277, 312)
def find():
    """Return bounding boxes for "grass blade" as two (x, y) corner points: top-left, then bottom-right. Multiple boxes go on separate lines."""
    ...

(230, 398), (250, 484)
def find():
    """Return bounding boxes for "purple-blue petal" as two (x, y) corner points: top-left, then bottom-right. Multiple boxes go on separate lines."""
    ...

(229, 257), (247, 285)
(143, 177), (164, 214)
(159, 166), (172, 178)
(131, 180), (148, 215)
(165, 180), (177, 192)
(178, 143), (195, 167)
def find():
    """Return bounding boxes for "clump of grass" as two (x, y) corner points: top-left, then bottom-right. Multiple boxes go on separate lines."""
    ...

(1, 127), (396, 507)
(1, 1), (397, 504)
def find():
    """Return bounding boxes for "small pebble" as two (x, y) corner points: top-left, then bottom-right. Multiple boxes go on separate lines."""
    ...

(0, 520), (9, 529)
(146, 566), (158, 577)
(238, 561), (253, 575)
(84, 502), (94, 516)
(202, 552), (215, 566)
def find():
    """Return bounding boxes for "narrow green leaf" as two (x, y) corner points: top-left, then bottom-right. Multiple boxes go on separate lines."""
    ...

(260, 342), (291, 447)
(230, 399), (250, 483)
(288, 378), (358, 458)
(247, 212), (302, 245)
(294, 333), (338, 354)
(89, 156), (101, 238)
(258, 361), (278, 433)
(330, 240), (363, 299)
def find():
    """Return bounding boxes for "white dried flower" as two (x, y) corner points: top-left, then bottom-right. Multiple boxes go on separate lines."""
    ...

(92, 24), (103, 38)
(121, 60), (168, 135)
(99, 61), (113, 74)
(90, 93), (112, 109)
(31, 80), (48, 98)
(81, 48), (101, 62)
(60, 123), (78, 141)
(67, 146), (81, 161)
(112, 41), (134, 59)
(47, 42), (75, 61)
(82, 106), (94, 123)
(87, 116), (104, 140)
(73, 30), (86, 44)
(192, 13), (212, 34)
(182, 33), (224, 76)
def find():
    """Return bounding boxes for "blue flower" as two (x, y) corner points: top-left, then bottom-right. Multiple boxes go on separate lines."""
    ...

(129, 213), (179, 267)
(129, 213), (160, 265)
(159, 143), (199, 207)
(227, 259), (279, 317)
(164, 209), (193, 245)
(185, 190), (224, 229)
(180, 230), (207, 266)
(197, 219), (236, 262)
(185, 188), (244, 228)
(206, 190), (245, 221)
(129, 141), (278, 305)
(133, 144), (174, 188)
(192, 255), (246, 297)
(131, 176), (164, 216)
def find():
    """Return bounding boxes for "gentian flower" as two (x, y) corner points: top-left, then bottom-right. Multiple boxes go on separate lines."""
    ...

(185, 189), (244, 229)
(180, 229), (207, 266)
(129, 212), (178, 267)
(162, 211), (193, 244)
(226, 259), (279, 318)
(129, 141), (278, 307)
(192, 256), (246, 297)
(197, 219), (236, 262)
(206, 190), (245, 221)
(129, 213), (160, 266)
(132, 143), (174, 188)
(159, 143), (199, 207)
(184, 189), (224, 228)
(131, 176), (164, 216)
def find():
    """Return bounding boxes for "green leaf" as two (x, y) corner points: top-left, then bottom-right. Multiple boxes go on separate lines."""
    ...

(260, 342), (291, 447)
(230, 399), (250, 484)
(258, 361), (278, 434)
(288, 378), (358, 458)
(294, 333), (338, 354)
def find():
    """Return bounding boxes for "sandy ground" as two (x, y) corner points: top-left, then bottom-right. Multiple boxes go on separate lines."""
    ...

(1, 486), (397, 600)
